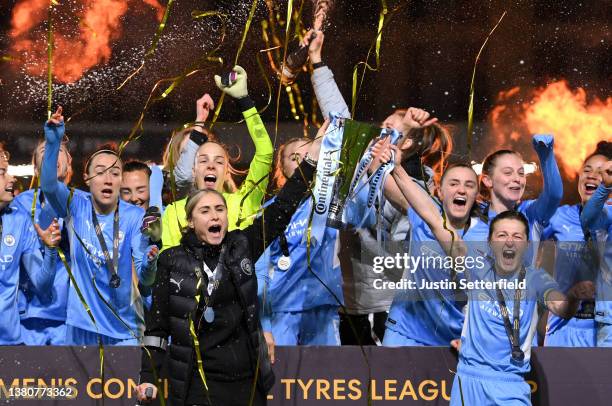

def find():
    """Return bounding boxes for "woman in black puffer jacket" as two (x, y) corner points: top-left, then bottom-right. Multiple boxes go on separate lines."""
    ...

(135, 123), (325, 406)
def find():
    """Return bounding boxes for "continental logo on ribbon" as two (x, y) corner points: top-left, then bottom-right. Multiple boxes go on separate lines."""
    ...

(314, 152), (335, 215)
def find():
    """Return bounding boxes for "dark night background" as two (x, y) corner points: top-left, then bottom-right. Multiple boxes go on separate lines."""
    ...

(0, 0), (610, 200)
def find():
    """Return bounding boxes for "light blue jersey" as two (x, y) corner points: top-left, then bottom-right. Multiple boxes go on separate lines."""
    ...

(12, 189), (76, 324)
(64, 195), (151, 340)
(41, 121), (156, 342)
(0, 207), (57, 344)
(580, 184), (612, 341)
(542, 204), (596, 346)
(458, 265), (559, 375)
(475, 134), (563, 244)
(255, 197), (342, 340)
(451, 265), (559, 405)
(384, 208), (487, 346)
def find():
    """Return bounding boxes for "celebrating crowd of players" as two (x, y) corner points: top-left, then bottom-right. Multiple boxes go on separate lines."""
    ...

(1, 29), (611, 405)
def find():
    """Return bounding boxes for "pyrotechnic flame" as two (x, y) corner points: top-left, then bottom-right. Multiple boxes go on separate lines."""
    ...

(9, 0), (165, 83)
(489, 80), (612, 175)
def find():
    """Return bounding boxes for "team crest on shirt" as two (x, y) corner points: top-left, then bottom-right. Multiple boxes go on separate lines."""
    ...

(478, 292), (491, 302)
(240, 258), (252, 275)
(3, 234), (15, 247)
(119, 231), (125, 243)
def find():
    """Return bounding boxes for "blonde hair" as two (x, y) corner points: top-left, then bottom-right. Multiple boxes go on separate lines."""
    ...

(184, 189), (228, 234)
(195, 140), (247, 194)
(162, 127), (192, 172)
(164, 128), (246, 194)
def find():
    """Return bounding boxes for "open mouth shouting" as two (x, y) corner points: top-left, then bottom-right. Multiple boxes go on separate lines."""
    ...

(4, 184), (14, 195)
(584, 183), (598, 195)
(208, 224), (222, 236)
(101, 188), (114, 199)
(205, 222), (224, 244)
(502, 249), (516, 260)
(499, 247), (519, 270)
(452, 196), (467, 208)
(204, 174), (217, 189)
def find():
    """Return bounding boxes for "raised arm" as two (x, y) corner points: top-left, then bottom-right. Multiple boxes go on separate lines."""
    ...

(247, 159), (315, 261)
(148, 164), (164, 211)
(305, 30), (351, 119)
(244, 121), (325, 260)
(391, 163), (459, 251)
(132, 216), (159, 287)
(372, 108), (438, 213)
(215, 65), (274, 228)
(524, 134), (563, 225)
(172, 94), (214, 192)
(41, 107), (71, 218)
(22, 218), (62, 304)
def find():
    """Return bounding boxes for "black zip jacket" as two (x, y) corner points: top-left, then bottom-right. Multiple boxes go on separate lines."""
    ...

(139, 160), (315, 405)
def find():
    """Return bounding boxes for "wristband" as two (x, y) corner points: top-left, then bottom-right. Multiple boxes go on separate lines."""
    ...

(303, 153), (317, 167)
(189, 129), (208, 146)
(312, 62), (326, 70)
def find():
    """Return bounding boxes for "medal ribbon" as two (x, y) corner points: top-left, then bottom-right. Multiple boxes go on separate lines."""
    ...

(90, 199), (120, 288)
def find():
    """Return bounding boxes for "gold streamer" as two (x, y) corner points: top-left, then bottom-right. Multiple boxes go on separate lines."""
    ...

(116, 11), (227, 155)
(466, 11), (507, 159)
(57, 247), (107, 385)
(272, 0), (295, 146)
(189, 317), (209, 391)
(255, 51), (273, 117)
(350, 1), (407, 118)
(208, 0), (259, 131)
(298, 146), (374, 406)
(117, 0), (175, 90)
(285, 85), (298, 119)
(27, 186), (107, 397)
(189, 276), (212, 405)
(67, 215), (166, 405)
(375, 0), (388, 68)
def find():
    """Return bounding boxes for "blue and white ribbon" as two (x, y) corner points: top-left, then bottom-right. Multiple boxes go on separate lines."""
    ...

(310, 113), (344, 247)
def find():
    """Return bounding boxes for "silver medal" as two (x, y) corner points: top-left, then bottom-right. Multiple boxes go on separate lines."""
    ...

(204, 307), (215, 323)
(277, 255), (292, 271)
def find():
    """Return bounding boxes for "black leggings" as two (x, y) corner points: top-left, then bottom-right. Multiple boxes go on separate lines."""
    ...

(339, 312), (388, 345)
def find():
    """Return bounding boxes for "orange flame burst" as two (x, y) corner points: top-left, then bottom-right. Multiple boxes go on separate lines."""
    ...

(489, 80), (612, 175)
(9, 0), (165, 83)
